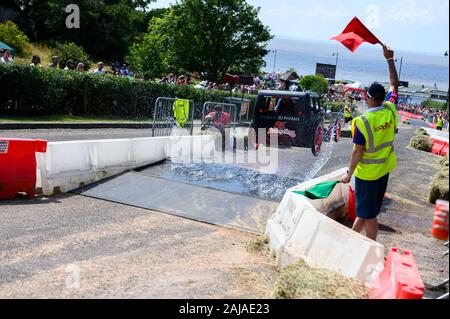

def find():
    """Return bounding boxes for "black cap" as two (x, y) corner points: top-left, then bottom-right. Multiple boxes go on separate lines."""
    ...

(368, 82), (386, 101)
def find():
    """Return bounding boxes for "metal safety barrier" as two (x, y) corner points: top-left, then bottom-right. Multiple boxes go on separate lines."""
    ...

(152, 97), (194, 137)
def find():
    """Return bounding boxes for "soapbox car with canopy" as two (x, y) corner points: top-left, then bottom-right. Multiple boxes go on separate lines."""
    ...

(250, 90), (341, 156)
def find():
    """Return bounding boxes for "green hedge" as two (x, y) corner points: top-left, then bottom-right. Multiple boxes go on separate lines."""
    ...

(0, 64), (255, 119)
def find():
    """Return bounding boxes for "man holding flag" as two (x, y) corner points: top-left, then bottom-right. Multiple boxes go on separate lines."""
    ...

(341, 44), (399, 241)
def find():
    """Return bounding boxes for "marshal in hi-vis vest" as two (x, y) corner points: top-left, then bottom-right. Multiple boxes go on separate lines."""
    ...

(351, 102), (398, 181)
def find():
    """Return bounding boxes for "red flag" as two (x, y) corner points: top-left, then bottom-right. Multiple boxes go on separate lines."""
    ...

(331, 17), (382, 52)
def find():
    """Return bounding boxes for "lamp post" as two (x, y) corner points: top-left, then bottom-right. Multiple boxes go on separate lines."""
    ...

(445, 51), (449, 105)
(272, 49), (278, 74)
(332, 51), (339, 80)
(395, 57), (403, 82)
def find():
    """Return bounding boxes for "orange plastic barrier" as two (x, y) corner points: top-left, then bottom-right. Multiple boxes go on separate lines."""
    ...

(441, 144), (449, 156)
(431, 139), (444, 155)
(432, 200), (449, 241)
(431, 138), (449, 156)
(372, 248), (425, 299)
(347, 186), (356, 221)
(0, 138), (47, 200)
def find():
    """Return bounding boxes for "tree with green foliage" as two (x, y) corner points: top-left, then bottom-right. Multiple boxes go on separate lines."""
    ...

(1, 0), (158, 61)
(300, 75), (329, 95)
(421, 98), (448, 111)
(127, 0), (273, 81)
(126, 19), (170, 80)
(0, 20), (31, 57)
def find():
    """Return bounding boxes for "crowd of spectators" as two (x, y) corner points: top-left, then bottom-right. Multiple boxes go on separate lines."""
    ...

(0, 49), (14, 63)
(0, 49), (134, 78)
(327, 83), (365, 103)
(158, 72), (365, 104)
(398, 102), (448, 126)
(159, 73), (199, 86)
(159, 71), (294, 95)
(111, 61), (134, 78)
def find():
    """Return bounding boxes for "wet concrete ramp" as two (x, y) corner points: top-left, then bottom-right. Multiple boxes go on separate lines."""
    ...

(78, 172), (278, 234)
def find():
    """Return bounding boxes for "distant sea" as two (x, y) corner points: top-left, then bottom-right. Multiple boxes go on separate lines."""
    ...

(264, 38), (450, 90)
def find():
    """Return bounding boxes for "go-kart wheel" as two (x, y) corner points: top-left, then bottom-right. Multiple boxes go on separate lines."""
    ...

(312, 122), (324, 157)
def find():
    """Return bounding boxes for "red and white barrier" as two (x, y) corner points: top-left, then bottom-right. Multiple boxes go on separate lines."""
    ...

(425, 128), (449, 157)
(371, 248), (424, 299)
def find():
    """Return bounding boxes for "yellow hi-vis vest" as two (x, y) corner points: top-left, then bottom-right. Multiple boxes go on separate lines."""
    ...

(437, 118), (444, 128)
(173, 99), (190, 127)
(351, 102), (398, 181)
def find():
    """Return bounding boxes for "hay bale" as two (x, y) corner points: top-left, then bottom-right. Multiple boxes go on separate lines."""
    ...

(272, 260), (370, 299)
(429, 155), (449, 204)
(437, 167), (449, 180)
(429, 177), (449, 204)
(409, 134), (433, 152)
(245, 236), (270, 255)
(439, 156), (449, 168)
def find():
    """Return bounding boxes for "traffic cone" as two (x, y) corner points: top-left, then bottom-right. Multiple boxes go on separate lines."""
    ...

(432, 200), (449, 241)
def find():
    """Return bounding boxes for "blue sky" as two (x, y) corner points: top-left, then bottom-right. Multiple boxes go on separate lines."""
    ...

(149, 0), (449, 54)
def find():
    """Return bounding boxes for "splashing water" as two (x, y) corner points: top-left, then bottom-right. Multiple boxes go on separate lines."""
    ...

(302, 126), (338, 181)
(160, 122), (340, 200)
(169, 162), (299, 201)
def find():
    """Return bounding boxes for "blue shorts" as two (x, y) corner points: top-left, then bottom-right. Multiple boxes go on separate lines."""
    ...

(355, 174), (389, 219)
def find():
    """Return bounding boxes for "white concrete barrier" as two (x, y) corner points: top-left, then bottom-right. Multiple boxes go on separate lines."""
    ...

(265, 168), (385, 284)
(36, 135), (215, 196)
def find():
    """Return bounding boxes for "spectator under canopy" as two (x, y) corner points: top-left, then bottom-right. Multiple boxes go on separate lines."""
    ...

(0, 41), (15, 54)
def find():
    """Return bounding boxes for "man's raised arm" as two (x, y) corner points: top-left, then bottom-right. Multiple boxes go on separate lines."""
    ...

(383, 45), (399, 93)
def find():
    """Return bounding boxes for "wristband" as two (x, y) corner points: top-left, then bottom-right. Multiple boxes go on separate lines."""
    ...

(386, 58), (395, 61)
(347, 169), (353, 176)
